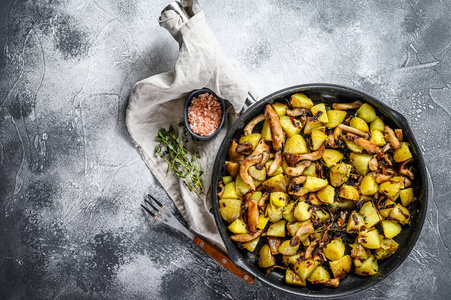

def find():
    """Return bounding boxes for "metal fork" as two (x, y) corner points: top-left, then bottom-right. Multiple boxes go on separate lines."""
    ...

(142, 194), (254, 283)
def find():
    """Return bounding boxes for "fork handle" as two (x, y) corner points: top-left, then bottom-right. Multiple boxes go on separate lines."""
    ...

(193, 236), (254, 283)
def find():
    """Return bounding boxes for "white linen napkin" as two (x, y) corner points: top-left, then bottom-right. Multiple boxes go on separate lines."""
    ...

(126, 1), (255, 250)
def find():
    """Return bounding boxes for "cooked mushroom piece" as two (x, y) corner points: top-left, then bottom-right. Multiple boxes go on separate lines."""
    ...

(268, 237), (282, 255)
(400, 176), (412, 187)
(375, 173), (394, 184)
(286, 108), (309, 117)
(384, 126), (400, 149)
(399, 158), (414, 180)
(244, 114), (266, 136)
(225, 161), (240, 177)
(299, 115), (308, 127)
(217, 181), (224, 198)
(228, 140), (245, 162)
(333, 126), (343, 139)
(266, 265), (287, 274)
(305, 238), (319, 259)
(376, 151), (393, 166)
(235, 141), (253, 155)
(230, 230), (263, 242)
(381, 143), (391, 153)
(312, 253), (322, 261)
(332, 100), (363, 110)
(265, 104), (285, 151)
(338, 124), (370, 139)
(267, 150), (282, 176)
(258, 191), (270, 207)
(290, 223), (314, 247)
(368, 156), (378, 172)
(325, 278), (340, 288)
(290, 176), (307, 185)
(326, 126), (344, 148)
(247, 194), (259, 234)
(239, 154), (263, 191)
(251, 140), (271, 156)
(288, 176), (308, 196)
(286, 160), (312, 177)
(346, 133), (380, 154)
(395, 129), (403, 142)
(284, 144), (326, 166)
(256, 151), (270, 170)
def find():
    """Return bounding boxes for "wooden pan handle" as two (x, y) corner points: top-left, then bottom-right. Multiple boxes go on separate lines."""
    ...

(193, 236), (254, 283)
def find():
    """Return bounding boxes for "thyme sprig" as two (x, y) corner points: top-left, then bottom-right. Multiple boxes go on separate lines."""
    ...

(155, 124), (205, 202)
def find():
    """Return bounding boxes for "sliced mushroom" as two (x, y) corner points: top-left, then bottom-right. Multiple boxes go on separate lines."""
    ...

(384, 126), (400, 149)
(251, 140), (271, 156)
(235, 141), (253, 155)
(333, 126), (343, 139)
(290, 176), (307, 185)
(228, 140), (245, 162)
(230, 230), (263, 242)
(337, 211), (348, 227)
(312, 253), (322, 261)
(290, 223), (314, 247)
(376, 151), (393, 166)
(368, 156), (378, 172)
(326, 126), (344, 148)
(266, 265), (287, 274)
(217, 181), (224, 198)
(225, 161), (240, 178)
(265, 104), (285, 151)
(395, 129), (403, 142)
(268, 237), (282, 255)
(305, 238), (319, 259)
(299, 115), (308, 127)
(325, 278), (340, 288)
(346, 133), (380, 154)
(338, 124), (370, 139)
(399, 158), (414, 180)
(400, 176), (412, 187)
(286, 160), (312, 177)
(256, 151), (270, 170)
(288, 176), (308, 196)
(267, 150), (282, 176)
(239, 154), (263, 191)
(258, 191), (270, 207)
(244, 114), (266, 136)
(284, 144), (326, 166)
(317, 250), (327, 262)
(375, 173), (394, 184)
(332, 100), (363, 110)
(381, 143), (391, 153)
(247, 194), (259, 234)
(286, 108), (309, 117)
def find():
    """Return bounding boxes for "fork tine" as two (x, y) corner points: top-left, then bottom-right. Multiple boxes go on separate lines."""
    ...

(141, 204), (158, 219)
(144, 197), (163, 214)
(147, 194), (165, 209)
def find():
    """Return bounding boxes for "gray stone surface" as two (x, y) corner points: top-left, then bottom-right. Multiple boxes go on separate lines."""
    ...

(0, 0), (450, 299)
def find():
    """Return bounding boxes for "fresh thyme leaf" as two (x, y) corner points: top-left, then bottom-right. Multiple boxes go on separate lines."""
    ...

(155, 125), (205, 202)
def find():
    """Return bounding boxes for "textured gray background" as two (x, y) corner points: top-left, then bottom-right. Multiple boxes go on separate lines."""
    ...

(0, 0), (450, 299)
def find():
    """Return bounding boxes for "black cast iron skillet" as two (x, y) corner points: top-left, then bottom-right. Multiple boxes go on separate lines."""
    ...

(211, 84), (428, 297)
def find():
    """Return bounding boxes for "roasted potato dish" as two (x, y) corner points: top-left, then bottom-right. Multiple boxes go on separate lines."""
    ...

(218, 95), (418, 289)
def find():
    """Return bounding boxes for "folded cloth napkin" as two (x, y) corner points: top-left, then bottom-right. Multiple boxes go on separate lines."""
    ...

(126, 0), (255, 250)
